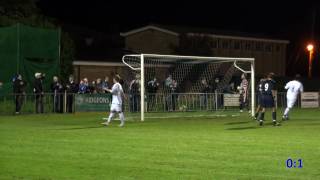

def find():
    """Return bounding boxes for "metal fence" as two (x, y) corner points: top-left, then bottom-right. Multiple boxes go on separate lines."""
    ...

(143, 92), (301, 112)
(0, 92), (306, 115)
(0, 93), (70, 115)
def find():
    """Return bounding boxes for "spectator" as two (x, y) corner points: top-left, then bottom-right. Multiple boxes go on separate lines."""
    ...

(165, 74), (173, 88)
(170, 79), (178, 111)
(102, 76), (110, 93)
(223, 82), (236, 94)
(95, 78), (104, 93)
(13, 74), (26, 114)
(147, 77), (159, 111)
(50, 76), (63, 113)
(165, 76), (178, 111)
(212, 77), (222, 109)
(89, 81), (96, 94)
(200, 79), (211, 109)
(66, 75), (78, 113)
(129, 74), (140, 112)
(79, 78), (89, 94)
(34, 73), (44, 113)
(84, 78), (89, 93)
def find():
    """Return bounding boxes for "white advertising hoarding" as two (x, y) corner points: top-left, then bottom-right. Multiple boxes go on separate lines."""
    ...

(301, 92), (319, 108)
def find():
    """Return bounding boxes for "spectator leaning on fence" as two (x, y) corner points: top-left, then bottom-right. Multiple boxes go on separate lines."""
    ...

(79, 78), (89, 94)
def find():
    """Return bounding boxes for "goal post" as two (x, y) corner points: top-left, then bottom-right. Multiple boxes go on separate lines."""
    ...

(122, 54), (255, 121)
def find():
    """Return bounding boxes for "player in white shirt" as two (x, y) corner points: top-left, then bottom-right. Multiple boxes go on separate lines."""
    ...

(101, 76), (125, 127)
(282, 74), (303, 121)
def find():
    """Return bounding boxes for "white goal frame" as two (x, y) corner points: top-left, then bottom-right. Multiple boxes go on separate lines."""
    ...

(122, 54), (255, 121)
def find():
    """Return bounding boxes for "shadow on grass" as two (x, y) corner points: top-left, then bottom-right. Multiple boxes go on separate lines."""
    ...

(225, 126), (260, 130)
(224, 121), (252, 125)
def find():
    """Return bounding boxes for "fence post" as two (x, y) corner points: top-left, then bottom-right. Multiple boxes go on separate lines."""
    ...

(64, 91), (67, 113)
(215, 91), (218, 111)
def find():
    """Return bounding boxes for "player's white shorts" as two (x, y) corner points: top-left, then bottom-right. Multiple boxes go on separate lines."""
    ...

(110, 104), (122, 112)
(287, 97), (297, 108)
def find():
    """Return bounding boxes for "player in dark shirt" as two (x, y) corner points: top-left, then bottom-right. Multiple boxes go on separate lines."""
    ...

(254, 77), (265, 120)
(258, 72), (280, 126)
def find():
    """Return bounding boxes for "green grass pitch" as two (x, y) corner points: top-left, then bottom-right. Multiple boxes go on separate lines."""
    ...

(0, 109), (320, 179)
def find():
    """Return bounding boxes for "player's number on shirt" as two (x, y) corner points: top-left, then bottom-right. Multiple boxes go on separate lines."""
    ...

(264, 83), (269, 92)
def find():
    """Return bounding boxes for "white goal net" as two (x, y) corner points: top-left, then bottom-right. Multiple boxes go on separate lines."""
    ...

(122, 54), (255, 121)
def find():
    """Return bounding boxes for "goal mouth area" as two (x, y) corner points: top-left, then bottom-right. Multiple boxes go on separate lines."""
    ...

(113, 111), (243, 122)
(122, 54), (256, 121)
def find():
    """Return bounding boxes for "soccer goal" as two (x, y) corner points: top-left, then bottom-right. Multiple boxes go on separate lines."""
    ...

(122, 54), (255, 121)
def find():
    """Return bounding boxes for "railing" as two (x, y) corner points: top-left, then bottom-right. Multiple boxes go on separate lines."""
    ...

(0, 92), (306, 115)
(0, 93), (72, 115)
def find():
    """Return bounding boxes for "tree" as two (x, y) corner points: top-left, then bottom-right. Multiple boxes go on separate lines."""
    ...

(0, 0), (75, 81)
(0, 0), (39, 18)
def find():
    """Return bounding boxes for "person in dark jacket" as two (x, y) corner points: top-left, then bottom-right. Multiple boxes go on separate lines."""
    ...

(34, 73), (44, 113)
(51, 76), (63, 113)
(65, 75), (78, 113)
(147, 77), (159, 111)
(200, 79), (212, 109)
(13, 74), (26, 114)
(129, 74), (140, 112)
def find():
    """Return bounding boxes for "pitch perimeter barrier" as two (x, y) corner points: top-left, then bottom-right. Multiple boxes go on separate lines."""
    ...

(0, 92), (317, 115)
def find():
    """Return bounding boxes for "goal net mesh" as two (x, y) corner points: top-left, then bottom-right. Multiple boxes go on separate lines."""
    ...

(122, 54), (254, 121)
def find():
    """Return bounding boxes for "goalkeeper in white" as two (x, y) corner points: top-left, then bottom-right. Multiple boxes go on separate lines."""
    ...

(101, 76), (125, 127)
(282, 75), (303, 121)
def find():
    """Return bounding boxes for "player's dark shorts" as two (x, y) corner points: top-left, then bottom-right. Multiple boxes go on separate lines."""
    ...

(261, 94), (275, 108)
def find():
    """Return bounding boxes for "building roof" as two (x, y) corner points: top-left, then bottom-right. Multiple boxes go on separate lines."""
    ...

(120, 24), (290, 44)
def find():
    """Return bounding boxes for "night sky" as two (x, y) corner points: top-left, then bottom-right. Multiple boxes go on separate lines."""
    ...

(36, 0), (320, 77)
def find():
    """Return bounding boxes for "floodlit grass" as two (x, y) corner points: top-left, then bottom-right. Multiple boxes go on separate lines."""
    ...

(0, 109), (319, 179)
